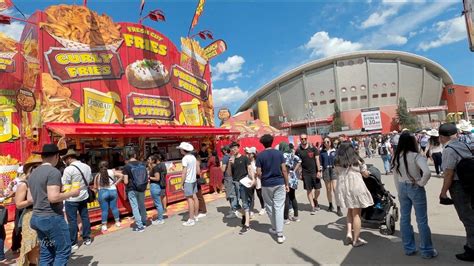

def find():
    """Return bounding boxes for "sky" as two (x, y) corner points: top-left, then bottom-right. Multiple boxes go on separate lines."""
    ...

(1, 0), (473, 116)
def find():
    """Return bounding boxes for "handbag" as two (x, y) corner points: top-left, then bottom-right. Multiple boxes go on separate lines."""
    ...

(0, 206), (8, 226)
(71, 165), (97, 203)
(197, 174), (207, 185)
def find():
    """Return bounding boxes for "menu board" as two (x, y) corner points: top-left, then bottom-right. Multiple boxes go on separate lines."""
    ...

(35, 5), (215, 127)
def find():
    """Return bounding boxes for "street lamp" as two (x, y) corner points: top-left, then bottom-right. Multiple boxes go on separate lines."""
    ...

(189, 30), (213, 40)
(139, 9), (166, 24)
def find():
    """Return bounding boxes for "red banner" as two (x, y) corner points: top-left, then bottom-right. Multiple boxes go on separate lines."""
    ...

(188, 0), (205, 34)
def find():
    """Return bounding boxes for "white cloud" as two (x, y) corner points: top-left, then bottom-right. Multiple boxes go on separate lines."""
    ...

(305, 31), (363, 58)
(386, 34), (408, 45)
(0, 9), (25, 41)
(227, 73), (243, 81)
(361, 7), (399, 29)
(418, 16), (467, 51)
(212, 55), (245, 81)
(213, 86), (249, 107)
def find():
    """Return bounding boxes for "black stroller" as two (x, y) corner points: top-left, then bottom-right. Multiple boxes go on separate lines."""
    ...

(361, 164), (399, 235)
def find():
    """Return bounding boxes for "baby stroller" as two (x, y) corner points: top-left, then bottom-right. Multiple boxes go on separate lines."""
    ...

(361, 164), (399, 235)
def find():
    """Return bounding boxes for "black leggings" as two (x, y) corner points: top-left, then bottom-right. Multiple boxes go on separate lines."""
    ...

(284, 188), (298, 219)
(255, 188), (264, 209)
(432, 152), (443, 175)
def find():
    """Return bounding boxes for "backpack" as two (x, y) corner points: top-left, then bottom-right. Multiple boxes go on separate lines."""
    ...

(157, 162), (168, 188)
(446, 144), (474, 194)
(130, 163), (149, 192)
(378, 144), (388, 156)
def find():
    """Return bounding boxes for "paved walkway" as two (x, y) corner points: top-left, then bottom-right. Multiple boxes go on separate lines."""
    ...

(67, 157), (471, 265)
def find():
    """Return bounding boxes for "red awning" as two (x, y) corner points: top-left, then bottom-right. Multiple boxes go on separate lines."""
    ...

(45, 123), (239, 138)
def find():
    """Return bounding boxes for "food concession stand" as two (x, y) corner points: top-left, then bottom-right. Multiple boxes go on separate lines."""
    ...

(0, 4), (236, 222)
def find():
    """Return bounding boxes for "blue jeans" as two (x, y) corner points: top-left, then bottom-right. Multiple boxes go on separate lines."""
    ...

(30, 214), (71, 266)
(239, 185), (254, 211)
(98, 189), (120, 224)
(65, 199), (91, 245)
(150, 183), (164, 221)
(381, 154), (391, 173)
(127, 190), (147, 229)
(230, 181), (242, 211)
(398, 182), (436, 257)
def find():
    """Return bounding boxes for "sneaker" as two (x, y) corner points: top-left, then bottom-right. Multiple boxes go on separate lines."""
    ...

(314, 205), (321, 211)
(235, 210), (242, 218)
(115, 222), (121, 227)
(84, 238), (92, 246)
(456, 250), (474, 261)
(250, 211), (255, 218)
(277, 235), (286, 244)
(182, 219), (195, 227)
(133, 227), (145, 232)
(284, 219), (291, 225)
(269, 228), (277, 235)
(290, 216), (301, 222)
(422, 249), (438, 259)
(152, 219), (165, 225)
(259, 209), (266, 215)
(239, 226), (251, 235)
(353, 238), (367, 247)
(328, 204), (334, 212)
(101, 225), (107, 232)
(196, 213), (207, 219)
(194, 217), (199, 222)
(71, 244), (79, 250)
(310, 208), (316, 215)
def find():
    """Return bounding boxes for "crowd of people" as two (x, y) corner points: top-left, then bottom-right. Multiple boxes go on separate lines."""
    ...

(0, 121), (472, 265)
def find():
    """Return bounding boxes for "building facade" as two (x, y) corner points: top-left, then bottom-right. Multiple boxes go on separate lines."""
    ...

(238, 50), (455, 134)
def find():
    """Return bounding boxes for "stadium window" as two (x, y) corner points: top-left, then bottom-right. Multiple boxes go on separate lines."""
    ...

(341, 97), (348, 102)
(372, 94), (379, 98)
(329, 99), (336, 103)
(351, 96), (358, 101)
(381, 93), (388, 97)
(320, 100), (327, 105)
(390, 92), (397, 97)
(312, 102), (318, 106)
(361, 95), (368, 100)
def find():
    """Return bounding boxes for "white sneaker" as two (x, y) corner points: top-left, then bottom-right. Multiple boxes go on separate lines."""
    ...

(284, 219), (291, 225)
(72, 244), (79, 250)
(115, 222), (121, 227)
(101, 225), (107, 232)
(194, 217), (199, 222)
(259, 209), (266, 215)
(182, 219), (196, 226)
(196, 213), (207, 219)
(152, 219), (165, 225)
(269, 228), (277, 235)
(235, 210), (242, 218)
(277, 235), (286, 244)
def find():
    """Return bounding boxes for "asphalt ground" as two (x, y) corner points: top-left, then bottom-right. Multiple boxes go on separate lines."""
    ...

(71, 156), (471, 265)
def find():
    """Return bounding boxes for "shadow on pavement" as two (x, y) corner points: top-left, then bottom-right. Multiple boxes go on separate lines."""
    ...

(291, 248), (321, 265)
(216, 206), (242, 228)
(314, 220), (471, 265)
(70, 254), (97, 265)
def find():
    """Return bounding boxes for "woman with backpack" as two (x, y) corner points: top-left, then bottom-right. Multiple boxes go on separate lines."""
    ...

(391, 132), (438, 259)
(334, 142), (373, 247)
(149, 154), (167, 225)
(377, 136), (393, 175)
(94, 161), (123, 232)
(426, 129), (443, 176)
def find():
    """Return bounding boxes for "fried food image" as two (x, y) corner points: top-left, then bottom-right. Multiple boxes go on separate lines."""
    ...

(17, 93), (35, 112)
(42, 73), (71, 98)
(0, 155), (19, 166)
(0, 32), (17, 53)
(41, 74), (79, 123)
(181, 37), (208, 60)
(40, 5), (122, 48)
(126, 59), (169, 89)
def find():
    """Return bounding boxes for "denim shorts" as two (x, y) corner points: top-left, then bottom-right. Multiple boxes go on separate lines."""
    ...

(183, 182), (197, 197)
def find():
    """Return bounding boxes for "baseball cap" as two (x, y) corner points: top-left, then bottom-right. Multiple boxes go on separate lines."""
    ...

(176, 142), (194, 152)
(439, 123), (458, 137)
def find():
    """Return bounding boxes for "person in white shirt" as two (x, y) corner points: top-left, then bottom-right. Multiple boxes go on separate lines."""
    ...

(426, 129), (443, 176)
(392, 132), (438, 259)
(377, 136), (392, 175)
(61, 149), (93, 249)
(178, 142), (199, 227)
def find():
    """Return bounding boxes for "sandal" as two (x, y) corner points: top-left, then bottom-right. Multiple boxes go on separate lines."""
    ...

(343, 235), (353, 246)
(353, 238), (368, 247)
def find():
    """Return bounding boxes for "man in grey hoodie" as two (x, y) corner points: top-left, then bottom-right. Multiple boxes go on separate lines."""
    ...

(439, 123), (474, 262)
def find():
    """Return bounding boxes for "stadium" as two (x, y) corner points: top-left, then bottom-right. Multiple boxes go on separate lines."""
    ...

(238, 50), (455, 135)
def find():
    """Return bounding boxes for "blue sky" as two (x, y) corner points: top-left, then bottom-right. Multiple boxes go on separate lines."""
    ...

(2, 0), (473, 116)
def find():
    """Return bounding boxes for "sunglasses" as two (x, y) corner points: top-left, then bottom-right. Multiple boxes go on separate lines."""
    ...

(301, 138), (307, 140)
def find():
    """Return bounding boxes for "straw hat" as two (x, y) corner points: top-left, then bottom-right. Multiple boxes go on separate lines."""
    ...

(427, 129), (439, 137)
(244, 147), (257, 154)
(401, 128), (409, 132)
(61, 149), (79, 159)
(457, 120), (473, 132)
(23, 154), (43, 173)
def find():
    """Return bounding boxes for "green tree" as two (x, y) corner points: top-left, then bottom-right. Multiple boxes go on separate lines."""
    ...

(396, 97), (419, 131)
(332, 103), (345, 132)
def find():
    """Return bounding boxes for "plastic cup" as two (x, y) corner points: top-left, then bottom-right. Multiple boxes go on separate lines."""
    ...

(72, 182), (81, 190)
(63, 184), (71, 192)
(180, 101), (201, 126)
